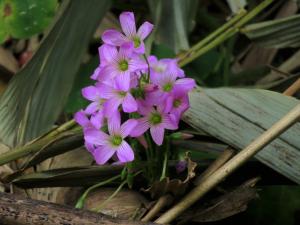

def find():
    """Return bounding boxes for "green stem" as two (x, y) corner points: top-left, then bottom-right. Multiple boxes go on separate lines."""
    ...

(0, 120), (80, 167)
(178, 0), (274, 67)
(75, 174), (121, 209)
(143, 54), (151, 83)
(145, 132), (154, 159)
(93, 171), (142, 212)
(177, 9), (247, 61)
(94, 179), (127, 212)
(46, 119), (77, 138)
(160, 137), (170, 181)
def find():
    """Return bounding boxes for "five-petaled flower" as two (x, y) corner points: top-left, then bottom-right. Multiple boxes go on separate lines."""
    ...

(85, 114), (137, 164)
(102, 12), (153, 54)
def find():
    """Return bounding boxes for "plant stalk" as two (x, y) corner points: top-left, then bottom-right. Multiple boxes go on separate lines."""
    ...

(178, 0), (274, 67)
(75, 174), (121, 209)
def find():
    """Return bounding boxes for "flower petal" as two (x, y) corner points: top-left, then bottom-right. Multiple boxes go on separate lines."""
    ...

(74, 110), (89, 127)
(102, 29), (126, 46)
(174, 78), (196, 93)
(133, 42), (145, 54)
(93, 145), (115, 165)
(120, 119), (137, 138)
(150, 126), (165, 145)
(164, 95), (174, 113)
(103, 97), (122, 116)
(107, 111), (121, 135)
(82, 86), (100, 101)
(91, 66), (101, 80)
(137, 21), (153, 40)
(130, 117), (150, 137)
(122, 93), (137, 113)
(84, 129), (109, 146)
(116, 141), (134, 163)
(99, 44), (118, 63)
(85, 102), (99, 114)
(162, 114), (178, 130)
(115, 71), (131, 91)
(119, 42), (134, 59)
(129, 57), (147, 71)
(90, 111), (104, 129)
(85, 142), (96, 153)
(120, 11), (136, 37)
(96, 83), (115, 99)
(98, 65), (118, 82)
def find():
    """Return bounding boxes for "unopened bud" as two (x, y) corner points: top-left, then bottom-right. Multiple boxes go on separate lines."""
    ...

(170, 132), (194, 140)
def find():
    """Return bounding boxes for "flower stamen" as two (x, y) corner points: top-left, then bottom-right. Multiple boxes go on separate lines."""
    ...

(119, 60), (129, 71)
(111, 135), (123, 146)
(149, 112), (162, 125)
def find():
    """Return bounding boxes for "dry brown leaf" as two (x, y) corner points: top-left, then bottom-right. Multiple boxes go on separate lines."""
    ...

(144, 153), (197, 199)
(84, 188), (149, 220)
(179, 178), (260, 224)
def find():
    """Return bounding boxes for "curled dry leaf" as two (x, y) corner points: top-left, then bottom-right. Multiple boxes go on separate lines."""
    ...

(144, 153), (197, 199)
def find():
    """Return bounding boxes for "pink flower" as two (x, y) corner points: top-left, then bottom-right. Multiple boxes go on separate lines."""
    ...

(97, 82), (138, 115)
(75, 109), (104, 131)
(148, 55), (184, 79)
(131, 104), (178, 145)
(97, 43), (146, 90)
(84, 114), (137, 164)
(75, 11), (196, 165)
(165, 90), (190, 120)
(81, 85), (105, 115)
(148, 70), (195, 105)
(102, 12), (153, 54)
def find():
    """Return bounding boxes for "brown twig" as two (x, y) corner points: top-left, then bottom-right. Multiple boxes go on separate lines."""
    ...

(0, 192), (159, 225)
(283, 78), (300, 96)
(194, 147), (235, 185)
(141, 194), (173, 222)
(155, 104), (300, 224)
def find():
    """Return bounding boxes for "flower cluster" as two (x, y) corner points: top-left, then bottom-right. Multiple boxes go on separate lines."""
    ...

(75, 12), (195, 165)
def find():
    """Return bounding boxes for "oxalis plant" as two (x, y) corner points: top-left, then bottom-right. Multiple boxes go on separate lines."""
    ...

(74, 12), (195, 209)
(3, 0), (300, 224)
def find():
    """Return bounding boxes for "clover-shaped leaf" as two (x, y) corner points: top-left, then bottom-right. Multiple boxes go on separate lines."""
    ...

(0, 0), (57, 43)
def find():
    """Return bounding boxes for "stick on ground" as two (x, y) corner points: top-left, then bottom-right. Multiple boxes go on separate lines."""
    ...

(0, 192), (160, 225)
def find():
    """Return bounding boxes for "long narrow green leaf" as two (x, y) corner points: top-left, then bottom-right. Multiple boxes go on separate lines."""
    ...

(10, 165), (123, 188)
(242, 14), (300, 48)
(148, 0), (198, 53)
(183, 87), (300, 184)
(0, 0), (110, 147)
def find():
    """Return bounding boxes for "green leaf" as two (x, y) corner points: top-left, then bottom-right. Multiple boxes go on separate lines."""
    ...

(151, 43), (176, 59)
(185, 49), (221, 85)
(0, 0), (111, 146)
(20, 129), (83, 170)
(64, 57), (99, 114)
(148, 0), (198, 53)
(183, 87), (300, 184)
(0, 0), (57, 43)
(242, 14), (300, 48)
(10, 165), (123, 188)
